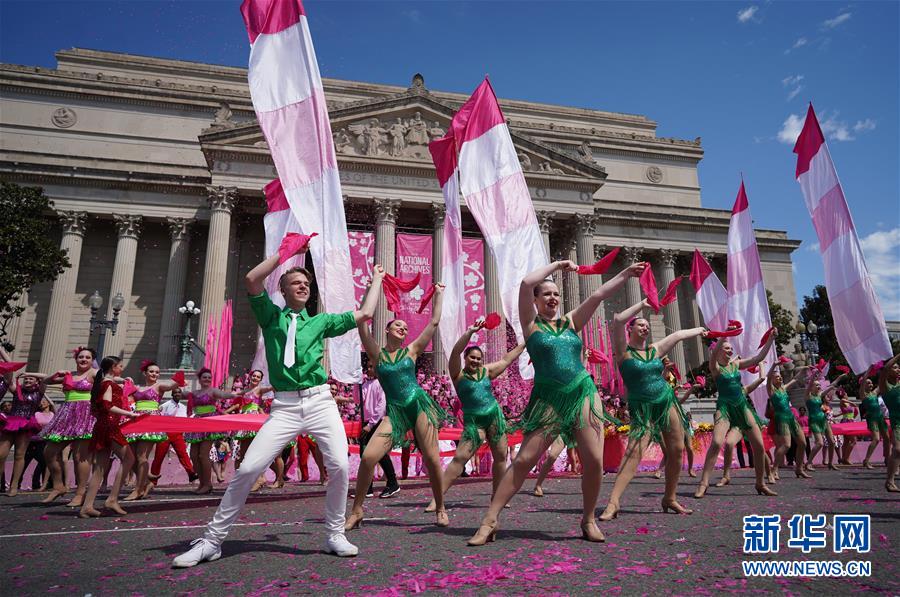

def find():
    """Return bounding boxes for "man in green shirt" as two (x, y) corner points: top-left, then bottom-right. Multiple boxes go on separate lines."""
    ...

(174, 245), (384, 567)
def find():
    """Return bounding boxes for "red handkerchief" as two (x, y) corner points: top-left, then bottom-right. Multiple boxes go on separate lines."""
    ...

(382, 272), (422, 313)
(707, 321), (743, 338)
(695, 375), (706, 387)
(586, 348), (607, 364)
(835, 365), (850, 374)
(122, 379), (138, 398)
(639, 265), (660, 313)
(417, 284), (437, 314)
(172, 370), (187, 387)
(577, 247), (620, 275)
(671, 363), (683, 382)
(483, 312), (502, 330)
(814, 358), (827, 373)
(757, 326), (775, 348)
(278, 232), (318, 265)
(660, 277), (683, 307)
(747, 365), (760, 374)
(0, 362), (26, 375)
(778, 356), (792, 365)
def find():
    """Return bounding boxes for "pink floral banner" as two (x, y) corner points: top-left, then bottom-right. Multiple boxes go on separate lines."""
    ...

(462, 238), (486, 346)
(396, 233), (433, 350)
(348, 231), (374, 307)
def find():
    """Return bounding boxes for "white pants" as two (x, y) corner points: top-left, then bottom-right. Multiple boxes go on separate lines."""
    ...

(204, 385), (348, 544)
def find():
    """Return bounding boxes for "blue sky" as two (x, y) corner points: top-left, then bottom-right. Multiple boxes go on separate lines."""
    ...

(2, 1), (898, 319)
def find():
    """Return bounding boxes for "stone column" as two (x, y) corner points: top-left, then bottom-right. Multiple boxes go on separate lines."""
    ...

(536, 210), (555, 258)
(430, 203), (446, 373)
(103, 215), (142, 357)
(39, 211), (88, 373)
(373, 198), (401, 345)
(623, 246), (644, 307)
(156, 218), (192, 368)
(561, 229), (580, 315)
(483, 244), (504, 361)
(198, 186), (237, 348)
(6, 291), (28, 353)
(659, 249), (686, 374)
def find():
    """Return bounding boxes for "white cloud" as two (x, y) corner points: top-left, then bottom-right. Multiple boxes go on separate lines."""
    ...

(806, 242), (820, 252)
(853, 118), (877, 132)
(401, 9), (422, 24)
(785, 37), (808, 54)
(787, 86), (804, 101)
(782, 74), (804, 87)
(820, 113), (853, 141)
(777, 113), (804, 144)
(822, 12), (852, 29)
(737, 6), (759, 23)
(859, 228), (900, 320)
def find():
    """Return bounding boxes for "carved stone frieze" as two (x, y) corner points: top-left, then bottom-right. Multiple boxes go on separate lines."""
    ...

(339, 111), (447, 160)
(51, 107), (77, 128)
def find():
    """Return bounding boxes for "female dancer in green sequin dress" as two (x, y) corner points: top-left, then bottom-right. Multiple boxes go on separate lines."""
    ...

(715, 372), (769, 487)
(853, 377), (889, 469)
(468, 260), (645, 546)
(425, 320), (525, 512)
(803, 374), (846, 472)
(598, 299), (707, 521)
(766, 363), (810, 479)
(877, 353), (900, 492)
(347, 284), (449, 530)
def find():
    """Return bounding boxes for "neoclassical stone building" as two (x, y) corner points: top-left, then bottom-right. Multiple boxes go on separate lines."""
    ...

(1, 49), (800, 390)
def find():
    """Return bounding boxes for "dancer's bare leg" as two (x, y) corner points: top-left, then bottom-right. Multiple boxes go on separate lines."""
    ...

(743, 415), (776, 496)
(79, 449), (110, 518)
(660, 406), (690, 513)
(125, 441), (153, 500)
(572, 401), (605, 539)
(66, 439), (92, 507)
(863, 429), (880, 468)
(533, 436), (565, 496)
(41, 441), (69, 502)
(105, 443), (134, 514)
(717, 428), (742, 486)
(489, 434), (509, 498)
(808, 432), (825, 469)
(426, 434), (478, 512)
(695, 416), (730, 497)
(412, 412), (447, 524)
(346, 418), (394, 527)
(599, 432), (651, 519)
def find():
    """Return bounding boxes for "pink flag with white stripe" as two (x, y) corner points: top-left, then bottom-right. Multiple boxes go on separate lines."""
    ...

(452, 79), (549, 377)
(251, 179), (307, 380)
(689, 249), (728, 331)
(241, 0), (360, 382)
(726, 182), (774, 411)
(793, 104), (891, 373)
(428, 134), (466, 372)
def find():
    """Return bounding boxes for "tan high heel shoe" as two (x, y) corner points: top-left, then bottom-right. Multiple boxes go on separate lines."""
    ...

(344, 511), (364, 531)
(715, 476), (731, 487)
(467, 521), (498, 546)
(886, 481), (899, 493)
(755, 484), (777, 496)
(661, 499), (693, 515)
(435, 509), (450, 527)
(580, 520), (605, 542)
(694, 483), (709, 499)
(598, 503), (619, 521)
(533, 486), (544, 497)
(795, 467), (812, 479)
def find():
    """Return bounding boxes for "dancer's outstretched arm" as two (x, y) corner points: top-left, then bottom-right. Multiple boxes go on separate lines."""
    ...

(408, 284), (444, 360)
(569, 262), (646, 332)
(612, 299), (649, 360)
(653, 327), (706, 360)
(518, 261), (576, 336)
(822, 373), (847, 401)
(356, 320), (381, 363)
(736, 329), (777, 370)
(745, 371), (766, 395)
(355, 265), (385, 323)
(448, 320), (485, 380)
(783, 366), (809, 392)
(878, 353), (900, 395)
(678, 384), (702, 404)
(487, 343), (526, 380)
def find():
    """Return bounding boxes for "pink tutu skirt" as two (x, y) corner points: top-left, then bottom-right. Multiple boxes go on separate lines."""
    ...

(2, 415), (41, 434)
(40, 400), (95, 442)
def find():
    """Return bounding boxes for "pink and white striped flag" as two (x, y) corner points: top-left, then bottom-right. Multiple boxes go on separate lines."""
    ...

(689, 249), (728, 331)
(241, 0), (360, 383)
(726, 181), (774, 411)
(452, 79), (549, 377)
(428, 135), (466, 373)
(793, 104), (891, 373)
(251, 179), (307, 382)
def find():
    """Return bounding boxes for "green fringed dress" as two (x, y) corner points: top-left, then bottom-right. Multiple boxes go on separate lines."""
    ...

(715, 364), (758, 432)
(619, 346), (688, 443)
(455, 367), (507, 448)
(861, 393), (889, 436)
(769, 388), (801, 438)
(376, 348), (448, 448)
(517, 317), (604, 447)
(805, 394), (827, 435)
(884, 381), (900, 441)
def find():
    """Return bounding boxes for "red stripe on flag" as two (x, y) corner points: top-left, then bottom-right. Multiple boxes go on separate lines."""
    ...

(241, 0), (305, 44)
(689, 249), (712, 291)
(731, 180), (749, 215)
(451, 78), (507, 144)
(793, 103), (826, 178)
(811, 183), (854, 253)
(264, 178), (290, 213)
(428, 135), (457, 187)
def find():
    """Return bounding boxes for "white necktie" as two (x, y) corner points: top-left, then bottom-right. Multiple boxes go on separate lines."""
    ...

(284, 312), (299, 368)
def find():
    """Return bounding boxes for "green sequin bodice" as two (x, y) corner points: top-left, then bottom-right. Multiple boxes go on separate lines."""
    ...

(376, 349), (421, 407)
(862, 394), (881, 421)
(806, 395), (825, 421)
(525, 318), (587, 385)
(456, 368), (497, 414)
(885, 382), (900, 418)
(619, 347), (671, 405)
(770, 388), (793, 418)
(716, 364), (745, 404)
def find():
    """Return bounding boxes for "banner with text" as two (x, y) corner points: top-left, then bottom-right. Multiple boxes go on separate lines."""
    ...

(348, 231), (375, 307)
(462, 238), (487, 347)
(396, 233), (434, 350)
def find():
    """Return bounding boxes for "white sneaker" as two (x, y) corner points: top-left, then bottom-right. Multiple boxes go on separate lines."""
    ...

(172, 538), (222, 568)
(324, 533), (359, 557)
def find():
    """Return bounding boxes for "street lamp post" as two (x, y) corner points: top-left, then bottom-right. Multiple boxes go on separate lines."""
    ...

(178, 300), (201, 370)
(794, 320), (819, 364)
(89, 291), (125, 357)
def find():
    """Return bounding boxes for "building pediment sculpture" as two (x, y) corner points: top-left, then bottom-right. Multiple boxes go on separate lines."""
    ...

(340, 111), (449, 160)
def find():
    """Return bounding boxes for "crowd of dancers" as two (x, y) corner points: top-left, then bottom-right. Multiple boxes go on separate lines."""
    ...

(1, 243), (897, 565)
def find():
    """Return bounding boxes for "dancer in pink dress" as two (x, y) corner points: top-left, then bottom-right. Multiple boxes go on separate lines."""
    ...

(185, 368), (240, 495)
(0, 373), (45, 496)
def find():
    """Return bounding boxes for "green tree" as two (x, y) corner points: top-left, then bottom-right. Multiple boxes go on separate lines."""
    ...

(799, 285), (843, 366)
(766, 290), (795, 354)
(0, 183), (70, 351)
